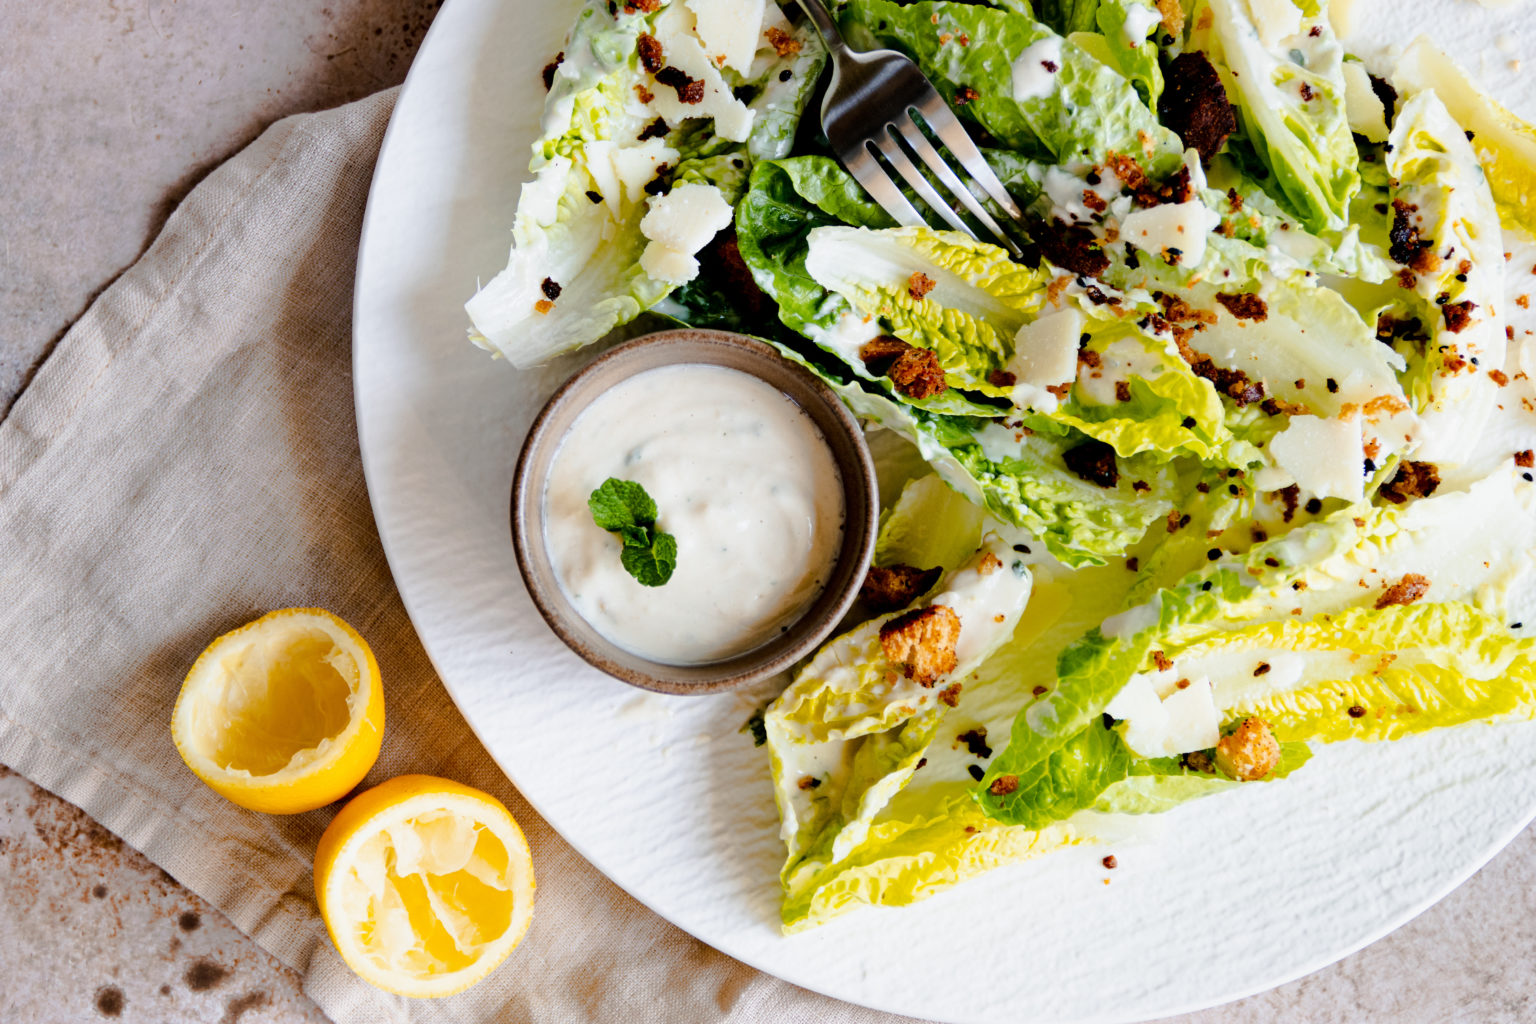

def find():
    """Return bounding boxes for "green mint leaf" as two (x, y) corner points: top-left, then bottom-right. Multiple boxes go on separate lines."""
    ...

(619, 524), (653, 549)
(589, 478), (673, 586)
(588, 478), (656, 532)
(621, 530), (677, 587)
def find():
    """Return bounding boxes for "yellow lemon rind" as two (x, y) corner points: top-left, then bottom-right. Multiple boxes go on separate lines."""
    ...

(313, 775), (536, 999)
(171, 608), (385, 815)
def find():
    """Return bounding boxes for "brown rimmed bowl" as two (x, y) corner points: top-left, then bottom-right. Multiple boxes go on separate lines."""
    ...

(510, 328), (878, 695)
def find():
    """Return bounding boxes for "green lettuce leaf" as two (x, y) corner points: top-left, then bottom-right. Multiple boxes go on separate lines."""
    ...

(891, 403), (1179, 566)
(803, 225), (1050, 393)
(1167, 603), (1536, 744)
(1041, 322), (1236, 461)
(844, 0), (1181, 173)
(875, 474), (987, 572)
(983, 471), (1536, 823)
(1385, 88), (1508, 468)
(1091, 740), (1312, 813)
(465, 1), (823, 367)
(773, 554), (1137, 931)
(733, 156), (893, 345)
(1394, 38), (1536, 233)
(1192, 0), (1359, 232)
(1069, 0), (1166, 107)
(767, 537), (1038, 926)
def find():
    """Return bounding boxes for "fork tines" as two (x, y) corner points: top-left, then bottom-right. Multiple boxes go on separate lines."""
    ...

(851, 100), (1030, 258)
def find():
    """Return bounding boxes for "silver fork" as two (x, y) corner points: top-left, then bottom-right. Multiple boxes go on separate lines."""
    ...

(791, 0), (1030, 257)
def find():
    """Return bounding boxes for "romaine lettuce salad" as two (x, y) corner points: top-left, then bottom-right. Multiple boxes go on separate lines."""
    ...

(470, 0), (1536, 932)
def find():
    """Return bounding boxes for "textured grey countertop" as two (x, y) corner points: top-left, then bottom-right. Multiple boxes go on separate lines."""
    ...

(3, 3), (1534, 1023)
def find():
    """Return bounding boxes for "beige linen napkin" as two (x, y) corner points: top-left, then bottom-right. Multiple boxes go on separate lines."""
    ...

(0, 89), (925, 1024)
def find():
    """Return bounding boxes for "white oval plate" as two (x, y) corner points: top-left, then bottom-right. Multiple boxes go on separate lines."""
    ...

(353, 3), (1536, 1020)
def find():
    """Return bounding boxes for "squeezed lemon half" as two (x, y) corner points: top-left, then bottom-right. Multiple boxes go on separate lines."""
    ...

(171, 608), (384, 814)
(313, 775), (536, 998)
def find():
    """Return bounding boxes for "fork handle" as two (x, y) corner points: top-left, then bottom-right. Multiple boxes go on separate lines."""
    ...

(791, 0), (850, 57)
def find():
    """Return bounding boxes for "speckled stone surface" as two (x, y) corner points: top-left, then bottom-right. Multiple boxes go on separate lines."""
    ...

(3, 2), (1535, 1023)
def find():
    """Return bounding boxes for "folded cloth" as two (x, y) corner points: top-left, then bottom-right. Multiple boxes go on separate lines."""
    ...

(0, 89), (924, 1024)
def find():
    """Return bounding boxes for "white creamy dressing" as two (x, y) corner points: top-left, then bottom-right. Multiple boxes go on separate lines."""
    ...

(1121, 3), (1163, 46)
(544, 364), (846, 664)
(806, 310), (884, 372)
(926, 538), (1034, 663)
(1010, 36), (1064, 103)
(1076, 336), (1170, 407)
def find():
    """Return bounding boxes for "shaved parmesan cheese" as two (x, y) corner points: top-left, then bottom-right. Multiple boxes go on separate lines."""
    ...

(1252, 465), (1297, 491)
(686, 0), (765, 73)
(1246, 0), (1303, 48)
(1328, 0), (1357, 36)
(1008, 306), (1083, 389)
(1341, 61), (1389, 143)
(1106, 675), (1222, 758)
(639, 183), (733, 284)
(652, 4), (757, 142)
(640, 245), (699, 284)
(1010, 36), (1063, 103)
(1268, 413), (1365, 503)
(1119, 201), (1221, 268)
(640, 183), (733, 253)
(579, 141), (624, 218)
(609, 139), (680, 204)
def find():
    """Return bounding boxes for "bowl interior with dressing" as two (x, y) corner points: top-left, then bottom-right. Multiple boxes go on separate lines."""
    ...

(511, 328), (878, 694)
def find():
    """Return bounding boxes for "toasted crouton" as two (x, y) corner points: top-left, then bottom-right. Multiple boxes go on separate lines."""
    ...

(860, 563), (942, 613)
(1214, 717), (1281, 781)
(859, 336), (948, 399)
(879, 605), (961, 686)
(1375, 573), (1430, 610)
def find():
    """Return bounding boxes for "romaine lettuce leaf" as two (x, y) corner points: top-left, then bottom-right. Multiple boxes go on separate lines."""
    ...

(733, 157), (894, 348)
(1385, 88), (1509, 468)
(767, 537), (1037, 925)
(1067, 0), (1166, 107)
(803, 225), (1050, 394)
(982, 470), (1536, 822)
(773, 552), (1136, 930)
(843, 0), (1181, 174)
(465, 1), (823, 367)
(1091, 740), (1312, 813)
(1394, 37), (1536, 233)
(1193, 0), (1359, 232)
(875, 474), (987, 572)
(1169, 603), (1536, 744)
(1043, 322), (1236, 461)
